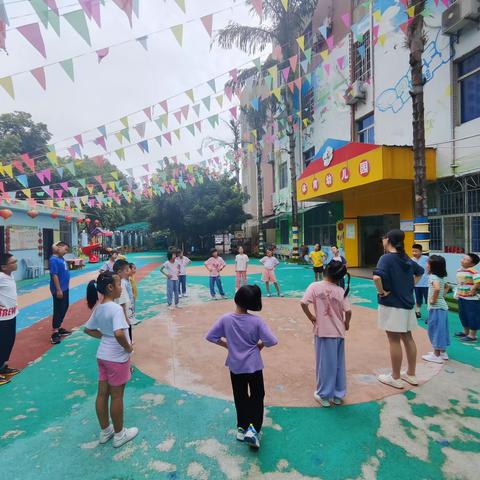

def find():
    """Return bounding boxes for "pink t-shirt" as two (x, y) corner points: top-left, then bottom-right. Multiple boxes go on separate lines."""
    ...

(204, 256), (226, 277)
(301, 280), (351, 338)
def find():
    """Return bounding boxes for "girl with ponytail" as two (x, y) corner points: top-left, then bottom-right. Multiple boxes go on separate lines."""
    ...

(300, 261), (352, 408)
(373, 229), (425, 390)
(84, 271), (138, 449)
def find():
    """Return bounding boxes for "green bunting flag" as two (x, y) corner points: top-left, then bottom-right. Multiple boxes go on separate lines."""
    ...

(63, 9), (91, 46)
(60, 58), (75, 82)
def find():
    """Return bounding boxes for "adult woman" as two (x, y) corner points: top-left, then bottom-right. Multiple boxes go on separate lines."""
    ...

(373, 230), (424, 389)
(329, 246), (347, 289)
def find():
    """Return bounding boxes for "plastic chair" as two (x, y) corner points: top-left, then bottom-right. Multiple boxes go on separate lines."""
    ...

(24, 258), (41, 279)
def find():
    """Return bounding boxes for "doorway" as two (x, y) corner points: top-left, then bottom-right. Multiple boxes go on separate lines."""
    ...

(359, 215), (400, 266)
(43, 228), (54, 269)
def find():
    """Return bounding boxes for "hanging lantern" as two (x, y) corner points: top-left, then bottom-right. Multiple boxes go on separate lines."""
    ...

(0, 209), (13, 220)
(77, 217), (83, 224)
(85, 218), (91, 225)
(65, 215), (72, 222)
(51, 212), (58, 219)
(27, 210), (39, 219)
(94, 219), (100, 226)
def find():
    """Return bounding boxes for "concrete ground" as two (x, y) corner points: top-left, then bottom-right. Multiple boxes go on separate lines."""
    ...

(1, 253), (479, 479)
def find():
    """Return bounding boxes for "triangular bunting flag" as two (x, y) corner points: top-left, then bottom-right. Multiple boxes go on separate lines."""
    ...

(252, 0), (263, 18)
(17, 23), (46, 58)
(60, 59), (75, 81)
(135, 122), (146, 137)
(296, 35), (305, 52)
(112, 0), (133, 26)
(17, 174), (29, 188)
(185, 88), (195, 103)
(207, 78), (216, 93)
(143, 106), (152, 121)
(200, 14), (213, 37)
(136, 35), (148, 50)
(31, 66), (46, 90)
(174, 0), (186, 13)
(202, 96), (211, 111)
(171, 24), (183, 47)
(63, 9), (91, 46)
(30, 0), (49, 28)
(215, 95), (223, 108)
(280, 0), (288, 11)
(0, 76), (14, 99)
(115, 148), (125, 160)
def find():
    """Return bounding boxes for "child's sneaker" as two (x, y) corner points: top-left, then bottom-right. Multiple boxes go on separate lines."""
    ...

(221, 295), (227, 300)
(460, 336), (477, 342)
(422, 352), (444, 364)
(175, 304), (182, 309)
(0, 375), (10, 386)
(377, 374), (404, 389)
(99, 424), (114, 444)
(168, 305), (175, 311)
(400, 372), (419, 385)
(441, 352), (449, 361)
(0, 365), (20, 377)
(236, 427), (246, 442)
(50, 332), (61, 345)
(332, 397), (344, 406)
(314, 392), (331, 407)
(58, 327), (72, 336)
(113, 427), (138, 448)
(183, 293), (188, 298)
(211, 296), (217, 301)
(244, 424), (260, 449)
(179, 293), (183, 298)
(454, 331), (467, 337)
(267, 293), (272, 297)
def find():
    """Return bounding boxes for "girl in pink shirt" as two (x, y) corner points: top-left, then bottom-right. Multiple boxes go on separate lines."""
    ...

(204, 249), (226, 300)
(301, 262), (352, 407)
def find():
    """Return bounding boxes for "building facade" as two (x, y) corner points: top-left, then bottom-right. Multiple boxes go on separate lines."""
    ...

(240, 0), (480, 271)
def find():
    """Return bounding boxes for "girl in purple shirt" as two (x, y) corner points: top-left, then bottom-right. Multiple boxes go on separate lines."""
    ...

(206, 285), (278, 450)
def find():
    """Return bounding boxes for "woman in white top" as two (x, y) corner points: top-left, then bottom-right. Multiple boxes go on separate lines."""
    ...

(84, 271), (138, 449)
(0, 253), (20, 386)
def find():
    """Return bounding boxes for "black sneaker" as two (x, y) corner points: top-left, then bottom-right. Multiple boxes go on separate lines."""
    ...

(0, 375), (10, 386)
(0, 365), (20, 377)
(51, 332), (62, 344)
(415, 312), (421, 319)
(58, 328), (72, 336)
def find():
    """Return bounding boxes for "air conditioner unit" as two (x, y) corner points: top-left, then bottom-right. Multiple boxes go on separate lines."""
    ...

(442, 0), (480, 35)
(344, 81), (367, 105)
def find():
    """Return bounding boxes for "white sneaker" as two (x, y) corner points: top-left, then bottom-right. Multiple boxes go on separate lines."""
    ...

(183, 293), (188, 298)
(168, 305), (175, 311)
(236, 427), (246, 442)
(377, 374), (404, 389)
(211, 296), (217, 301)
(267, 294), (272, 297)
(244, 424), (260, 449)
(175, 304), (182, 309)
(221, 295), (227, 300)
(313, 392), (331, 407)
(113, 427), (138, 448)
(422, 353), (444, 364)
(179, 294), (183, 298)
(429, 351), (449, 361)
(99, 425), (114, 444)
(400, 372), (419, 386)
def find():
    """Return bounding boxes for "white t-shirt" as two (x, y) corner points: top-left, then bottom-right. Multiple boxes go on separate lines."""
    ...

(85, 302), (131, 362)
(115, 278), (133, 323)
(100, 260), (115, 273)
(0, 272), (18, 321)
(235, 254), (249, 272)
(163, 261), (180, 281)
(175, 256), (191, 276)
(261, 256), (279, 270)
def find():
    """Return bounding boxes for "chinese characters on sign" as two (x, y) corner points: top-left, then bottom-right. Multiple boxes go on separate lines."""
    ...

(325, 173), (333, 187)
(359, 159), (370, 177)
(301, 182), (308, 194)
(312, 177), (319, 191)
(340, 167), (350, 183)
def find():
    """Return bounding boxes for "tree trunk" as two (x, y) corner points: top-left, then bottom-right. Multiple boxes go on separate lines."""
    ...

(256, 143), (265, 256)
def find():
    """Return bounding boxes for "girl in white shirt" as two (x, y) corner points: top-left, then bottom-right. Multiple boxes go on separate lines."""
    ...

(235, 246), (249, 291)
(84, 271), (138, 449)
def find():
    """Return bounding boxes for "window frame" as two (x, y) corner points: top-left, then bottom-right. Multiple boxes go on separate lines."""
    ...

(278, 162), (288, 190)
(357, 113), (375, 144)
(353, 31), (371, 83)
(457, 49), (480, 125)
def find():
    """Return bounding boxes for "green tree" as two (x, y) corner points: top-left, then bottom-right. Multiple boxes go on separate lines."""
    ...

(216, 0), (319, 258)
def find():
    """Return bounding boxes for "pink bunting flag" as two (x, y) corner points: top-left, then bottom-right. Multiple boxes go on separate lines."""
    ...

(225, 86), (233, 101)
(164, 132), (172, 145)
(94, 136), (107, 150)
(230, 68), (238, 83)
(67, 146), (77, 158)
(74, 134), (84, 147)
(281, 66), (290, 82)
(17, 23), (46, 58)
(36, 171), (45, 184)
(160, 99), (168, 112)
(142, 164), (150, 172)
(21, 153), (35, 171)
(94, 175), (103, 184)
(13, 160), (25, 173)
(174, 110), (182, 123)
(336, 56), (345, 70)
(326, 35), (334, 50)
(60, 182), (69, 192)
(288, 81), (295, 93)
(43, 168), (52, 182)
(135, 122), (146, 137)
(143, 106), (152, 121)
(96, 47), (109, 63)
(252, 0), (263, 18)
(399, 0), (408, 7)
(181, 104), (189, 119)
(92, 155), (104, 167)
(323, 63), (331, 76)
(229, 106), (238, 120)
(372, 25), (379, 45)
(341, 12), (351, 29)
(1, 21), (6, 52)
(79, 0), (100, 26)
(113, 0), (133, 26)
(195, 121), (202, 132)
(442, 0), (449, 7)
(200, 14), (213, 37)
(289, 55), (298, 72)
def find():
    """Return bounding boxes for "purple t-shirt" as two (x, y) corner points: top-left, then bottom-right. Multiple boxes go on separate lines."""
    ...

(206, 313), (278, 374)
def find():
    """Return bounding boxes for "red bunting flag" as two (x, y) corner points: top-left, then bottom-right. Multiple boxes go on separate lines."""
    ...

(17, 23), (46, 58)
(200, 14), (213, 37)
(31, 67), (46, 90)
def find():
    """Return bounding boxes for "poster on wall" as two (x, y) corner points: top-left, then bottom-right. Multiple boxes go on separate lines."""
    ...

(8, 226), (39, 250)
(346, 224), (356, 240)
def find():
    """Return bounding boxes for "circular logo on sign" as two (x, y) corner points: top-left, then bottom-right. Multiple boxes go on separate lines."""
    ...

(312, 177), (319, 191)
(359, 160), (370, 177)
(301, 182), (308, 194)
(325, 173), (333, 187)
(340, 167), (350, 183)
(323, 146), (334, 167)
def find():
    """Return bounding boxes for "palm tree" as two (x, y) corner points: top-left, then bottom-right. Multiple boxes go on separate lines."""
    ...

(406, 0), (428, 248)
(216, 0), (319, 258)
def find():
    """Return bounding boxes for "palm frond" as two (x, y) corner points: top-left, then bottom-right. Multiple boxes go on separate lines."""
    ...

(216, 23), (275, 55)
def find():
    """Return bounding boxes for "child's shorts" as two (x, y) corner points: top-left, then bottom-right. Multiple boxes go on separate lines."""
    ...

(458, 298), (480, 330)
(97, 358), (131, 387)
(262, 269), (276, 283)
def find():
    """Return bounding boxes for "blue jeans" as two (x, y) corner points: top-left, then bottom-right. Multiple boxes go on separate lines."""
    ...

(209, 276), (225, 297)
(167, 279), (179, 305)
(178, 275), (187, 295)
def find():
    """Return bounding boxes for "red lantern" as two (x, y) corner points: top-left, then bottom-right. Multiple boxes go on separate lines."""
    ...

(27, 210), (39, 219)
(94, 219), (100, 226)
(51, 212), (58, 219)
(77, 218), (83, 224)
(65, 215), (72, 222)
(85, 218), (91, 225)
(0, 209), (13, 220)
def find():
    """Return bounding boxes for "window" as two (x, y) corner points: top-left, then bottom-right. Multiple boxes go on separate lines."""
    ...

(279, 162), (288, 190)
(59, 220), (72, 246)
(467, 174), (480, 213)
(353, 32), (371, 82)
(301, 88), (314, 123)
(439, 179), (464, 215)
(357, 114), (375, 144)
(458, 50), (480, 124)
(279, 220), (289, 244)
(443, 217), (465, 253)
(472, 217), (480, 253)
(303, 147), (315, 169)
(304, 225), (336, 246)
(429, 218), (442, 251)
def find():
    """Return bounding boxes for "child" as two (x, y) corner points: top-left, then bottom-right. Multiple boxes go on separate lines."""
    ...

(205, 285), (277, 450)
(204, 249), (226, 300)
(128, 263), (140, 325)
(300, 262), (352, 407)
(100, 251), (118, 274)
(175, 250), (192, 298)
(422, 255), (450, 364)
(160, 252), (181, 310)
(260, 250), (283, 297)
(113, 260), (133, 339)
(412, 244), (429, 320)
(235, 246), (249, 291)
(84, 271), (138, 448)
(309, 244), (326, 282)
(454, 253), (480, 343)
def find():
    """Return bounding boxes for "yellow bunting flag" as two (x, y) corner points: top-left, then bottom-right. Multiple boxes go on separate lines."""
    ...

(111, 171), (119, 180)
(373, 10), (381, 24)
(247, 143), (254, 153)
(115, 132), (123, 144)
(407, 6), (415, 17)
(174, 129), (181, 140)
(47, 151), (58, 166)
(379, 34), (386, 47)
(171, 24), (183, 47)
(320, 49), (329, 61)
(296, 35), (305, 52)
(22, 189), (31, 198)
(185, 88), (195, 103)
(268, 65), (277, 81)
(281, 0), (288, 11)
(174, 0), (186, 13)
(3, 165), (13, 178)
(108, 182), (115, 191)
(0, 76), (14, 99)
(272, 87), (282, 102)
(120, 116), (129, 128)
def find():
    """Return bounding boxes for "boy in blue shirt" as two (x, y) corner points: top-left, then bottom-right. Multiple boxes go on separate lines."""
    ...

(50, 241), (72, 345)
(412, 244), (429, 321)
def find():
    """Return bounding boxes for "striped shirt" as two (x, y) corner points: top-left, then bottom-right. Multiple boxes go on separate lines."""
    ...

(456, 268), (480, 300)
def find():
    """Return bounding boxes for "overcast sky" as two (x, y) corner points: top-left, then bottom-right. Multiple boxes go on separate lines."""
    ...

(0, 0), (265, 177)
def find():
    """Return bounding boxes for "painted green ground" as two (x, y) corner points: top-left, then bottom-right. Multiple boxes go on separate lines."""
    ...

(1, 254), (479, 479)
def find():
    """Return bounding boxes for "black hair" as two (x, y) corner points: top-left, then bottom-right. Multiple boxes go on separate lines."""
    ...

(128, 262), (136, 268)
(428, 254), (447, 278)
(176, 249), (183, 254)
(109, 251), (118, 259)
(56, 241), (70, 248)
(0, 253), (13, 270)
(324, 262), (350, 297)
(332, 245), (339, 249)
(466, 252), (480, 266)
(210, 248), (218, 255)
(385, 229), (406, 257)
(412, 243), (423, 251)
(167, 251), (176, 261)
(113, 259), (129, 273)
(234, 285), (262, 312)
(86, 271), (118, 309)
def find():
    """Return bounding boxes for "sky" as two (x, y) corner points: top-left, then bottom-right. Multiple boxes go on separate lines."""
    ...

(0, 0), (267, 178)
